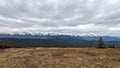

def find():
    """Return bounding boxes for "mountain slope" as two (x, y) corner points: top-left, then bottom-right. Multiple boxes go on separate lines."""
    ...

(0, 33), (120, 48)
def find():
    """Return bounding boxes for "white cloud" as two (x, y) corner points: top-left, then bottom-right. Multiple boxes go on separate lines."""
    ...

(109, 28), (120, 31)
(0, 0), (120, 36)
(25, 17), (51, 22)
(0, 16), (23, 23)
(64, 15), (82, 21)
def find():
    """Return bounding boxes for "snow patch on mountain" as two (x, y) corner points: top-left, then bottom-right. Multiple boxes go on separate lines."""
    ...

(0, 32), (98, 37)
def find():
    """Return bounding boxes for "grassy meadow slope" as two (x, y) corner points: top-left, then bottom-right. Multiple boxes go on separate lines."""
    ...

(0, 48), (120, 68)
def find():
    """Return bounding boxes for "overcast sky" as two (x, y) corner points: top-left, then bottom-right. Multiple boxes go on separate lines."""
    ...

(0, 0), (120, 36)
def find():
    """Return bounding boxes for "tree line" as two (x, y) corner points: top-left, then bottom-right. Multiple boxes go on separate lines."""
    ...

(0, 37), (116, 49)
(90, 37), (115, 48)
(77, 37), (116, 48)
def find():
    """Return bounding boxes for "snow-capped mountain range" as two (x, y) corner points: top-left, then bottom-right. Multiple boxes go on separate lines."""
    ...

(0, 32), (120, 41)
(0, 32), (120, 48)
(1, 32), (97, 37)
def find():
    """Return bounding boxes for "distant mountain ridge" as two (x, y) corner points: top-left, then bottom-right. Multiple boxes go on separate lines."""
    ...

(0, 33), (120, 48)
(0, 33), (120, 41)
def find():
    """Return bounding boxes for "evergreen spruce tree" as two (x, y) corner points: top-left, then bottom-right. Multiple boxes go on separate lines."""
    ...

(112, 42), (115, 48)
(89, 42), (92, 48)
(97, 37), (106, 48)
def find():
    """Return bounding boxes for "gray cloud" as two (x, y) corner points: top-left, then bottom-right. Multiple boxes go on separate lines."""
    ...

(0, 0), (120, 36)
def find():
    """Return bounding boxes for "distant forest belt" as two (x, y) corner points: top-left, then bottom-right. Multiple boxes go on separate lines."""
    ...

(0, 38), (119, 48)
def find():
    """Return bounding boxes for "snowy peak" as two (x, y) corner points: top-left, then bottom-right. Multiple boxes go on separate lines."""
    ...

(0, 32), (97, 37)
(0, 32), (120, 41)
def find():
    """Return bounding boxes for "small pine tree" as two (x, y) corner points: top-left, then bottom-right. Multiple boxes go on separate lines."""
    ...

(97, 37), (106, 48)
(76, 45), (80, 48)
(89, 43), (92, 48)
(112, 42), (115, 48)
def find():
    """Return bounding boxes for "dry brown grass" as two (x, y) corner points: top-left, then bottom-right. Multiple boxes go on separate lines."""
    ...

(0, 48), (120, 68)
